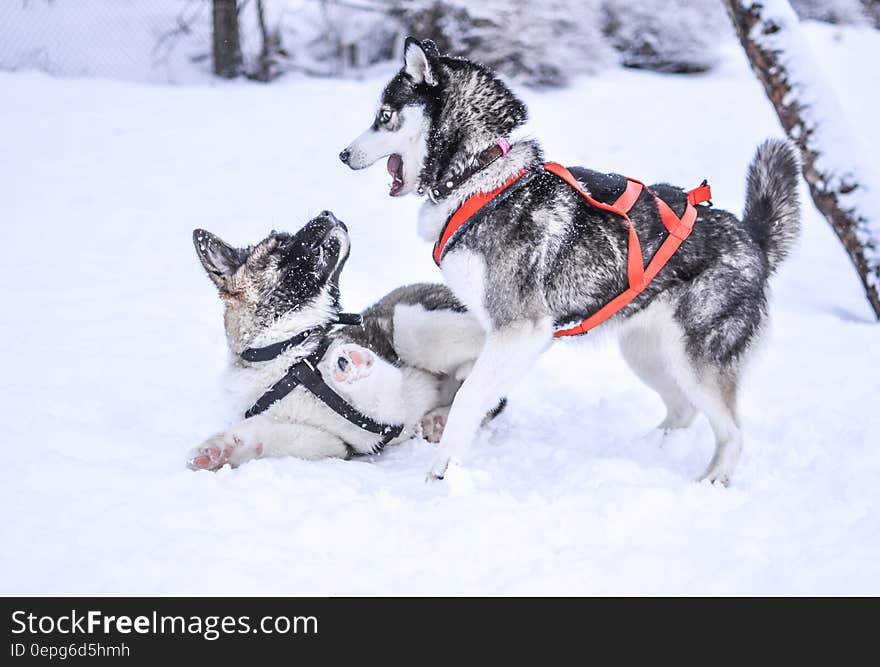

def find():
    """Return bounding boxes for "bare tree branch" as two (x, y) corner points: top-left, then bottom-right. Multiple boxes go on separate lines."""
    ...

(152, 0), (207, 69)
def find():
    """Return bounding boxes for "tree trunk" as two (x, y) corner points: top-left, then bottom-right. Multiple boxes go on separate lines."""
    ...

(212, 0), (242, 78)
(723, 0), (880, 319)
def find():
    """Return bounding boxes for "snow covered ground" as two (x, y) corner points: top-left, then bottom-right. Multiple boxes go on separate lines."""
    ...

(1, 23), (879, 595)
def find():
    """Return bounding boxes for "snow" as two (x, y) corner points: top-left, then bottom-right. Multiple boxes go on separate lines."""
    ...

(1, 22), (879, 595)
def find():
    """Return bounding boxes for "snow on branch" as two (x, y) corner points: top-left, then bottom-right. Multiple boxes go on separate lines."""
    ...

(725, 0), (880, 317)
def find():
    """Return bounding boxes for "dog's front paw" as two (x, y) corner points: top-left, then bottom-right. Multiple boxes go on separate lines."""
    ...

(698, 465), (732, 488)
(187, 432), (264, 471)
(331, 344), (374, 385)
(425, 455), (451, 482)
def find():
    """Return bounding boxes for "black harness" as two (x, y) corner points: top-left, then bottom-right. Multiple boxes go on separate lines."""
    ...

(242, 313), (404, 453)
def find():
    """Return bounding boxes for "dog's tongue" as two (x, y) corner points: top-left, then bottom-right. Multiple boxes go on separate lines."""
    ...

(387, 154), (404, 195)
(387, 154), (401, 177)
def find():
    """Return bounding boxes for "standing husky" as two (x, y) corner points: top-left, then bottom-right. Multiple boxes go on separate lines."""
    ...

(340, 38), (801, 485)
(188, 211), (485, 470)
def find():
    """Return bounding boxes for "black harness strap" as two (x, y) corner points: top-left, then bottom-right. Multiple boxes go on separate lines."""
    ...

(242, 341), (328, 419)
(239, 313), (363, 363)
(334, 312), (365, 326)
(242, 320), (403, 452)
(240, 328), (321, 363)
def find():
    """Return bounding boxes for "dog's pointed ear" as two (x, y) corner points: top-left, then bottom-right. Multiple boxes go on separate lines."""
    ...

(404, 37), (438, 86)
(193, 228), (248, 290)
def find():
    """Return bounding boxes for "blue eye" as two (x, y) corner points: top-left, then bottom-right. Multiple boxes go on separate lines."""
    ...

(379, 109), (392, 124)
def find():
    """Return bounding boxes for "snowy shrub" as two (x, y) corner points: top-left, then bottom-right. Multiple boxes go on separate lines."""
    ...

(789, 0), (869, 24)
(279, 0), (399, 76)
(865, 1), (880, 27)
(601, 0), (731, 74)
(868, 0), (880, 26)
(389, 0), (613, 88)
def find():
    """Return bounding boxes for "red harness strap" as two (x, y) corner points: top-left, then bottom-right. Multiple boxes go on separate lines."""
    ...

(432, 169), (528, 266)
(433, 162), (712, 337)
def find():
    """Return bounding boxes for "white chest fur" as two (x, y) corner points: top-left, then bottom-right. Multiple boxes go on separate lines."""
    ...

(440, 248), (491, 332)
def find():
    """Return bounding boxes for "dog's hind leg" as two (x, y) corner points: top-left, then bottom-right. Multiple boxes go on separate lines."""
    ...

(188, 416), (349, 471)
(619, 317), (697, 431)
(669, 256), (768, 485)
(392, 304), (486, 375)
(667, 360), (743, 486)
(427, 317), (554, 480)
(622, 299), (743, 484)
(420, 397), (508, 444)
(692, 372), (742, 486)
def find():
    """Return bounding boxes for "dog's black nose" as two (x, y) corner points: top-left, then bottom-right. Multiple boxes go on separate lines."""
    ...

(339, 148), (351, 164)
(321, 210), (337, 222)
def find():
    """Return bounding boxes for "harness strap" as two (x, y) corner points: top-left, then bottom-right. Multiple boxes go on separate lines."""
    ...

(244, 337), (403, 452)
(433, 168), (532, 265)
(240, 312), (363, 362)
(432, 162), (712, 338)
(546, 162), (710, 337)
(240, 328), (323, 363)
(288, 354), (403, 451)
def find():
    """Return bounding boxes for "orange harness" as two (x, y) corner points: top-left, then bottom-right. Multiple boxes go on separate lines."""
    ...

(433, 162), (712, 337)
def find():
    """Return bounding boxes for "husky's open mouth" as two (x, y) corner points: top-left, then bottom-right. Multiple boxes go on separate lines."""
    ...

(387, 154), (405, 196)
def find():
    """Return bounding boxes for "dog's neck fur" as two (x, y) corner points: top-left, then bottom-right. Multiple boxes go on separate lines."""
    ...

(226, 290), (339, 368)
(414, 59), (539, 242)
(417, 139), (542, 242)
(418, 59), (529, 200)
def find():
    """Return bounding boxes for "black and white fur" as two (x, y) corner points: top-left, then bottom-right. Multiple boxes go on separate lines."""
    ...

(340, 38), (801, 485)
(189, 211), (485, 470)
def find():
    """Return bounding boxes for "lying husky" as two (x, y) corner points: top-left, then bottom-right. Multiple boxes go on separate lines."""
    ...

(340, 38), (801, 485)
(188, 211), (486, 470)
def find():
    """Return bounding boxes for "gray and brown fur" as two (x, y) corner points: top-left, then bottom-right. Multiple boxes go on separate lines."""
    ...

(189, 211), (487, 470)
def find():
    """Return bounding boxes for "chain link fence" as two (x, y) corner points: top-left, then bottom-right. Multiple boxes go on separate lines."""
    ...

(0, 1), (216, 83)
(0, 0), (397, 84)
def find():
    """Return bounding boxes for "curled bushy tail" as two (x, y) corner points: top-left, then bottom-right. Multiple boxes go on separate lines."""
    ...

(743, 139), (802, 272)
